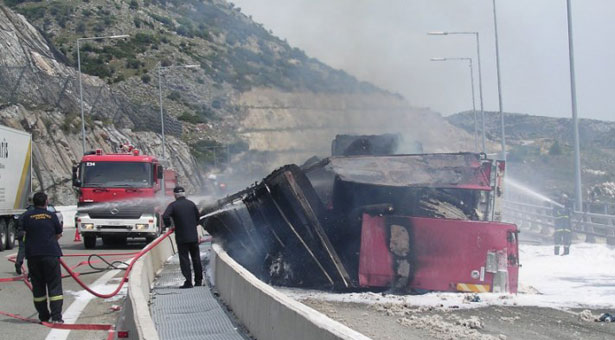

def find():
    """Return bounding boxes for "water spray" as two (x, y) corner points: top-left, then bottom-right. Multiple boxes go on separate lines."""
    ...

(506, 177), (563, 208)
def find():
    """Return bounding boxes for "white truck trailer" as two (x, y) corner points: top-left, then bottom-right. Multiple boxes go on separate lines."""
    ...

(0, 125), (32, 251)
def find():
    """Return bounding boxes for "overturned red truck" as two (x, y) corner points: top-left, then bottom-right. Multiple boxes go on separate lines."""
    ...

(202, 139), (518, 294)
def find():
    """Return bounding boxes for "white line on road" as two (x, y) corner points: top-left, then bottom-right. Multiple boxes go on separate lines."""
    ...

(45, 269), (120, 340)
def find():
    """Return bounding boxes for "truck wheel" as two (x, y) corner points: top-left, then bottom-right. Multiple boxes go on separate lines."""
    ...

(84, 235), (96, 249)
(145, 235), (156, 244)
(0, 219), (6, 251)
(6, 219), (16, 250)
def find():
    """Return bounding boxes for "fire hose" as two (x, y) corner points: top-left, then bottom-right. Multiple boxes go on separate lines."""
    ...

(0, 227), (211, 336)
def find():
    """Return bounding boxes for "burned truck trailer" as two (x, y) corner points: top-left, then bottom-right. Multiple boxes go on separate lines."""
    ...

(202, 153), (519, 293)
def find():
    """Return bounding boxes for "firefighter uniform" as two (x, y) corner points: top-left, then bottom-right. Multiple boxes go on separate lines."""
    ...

(22, 207), (64, 322)
(553, 203), (572, 255)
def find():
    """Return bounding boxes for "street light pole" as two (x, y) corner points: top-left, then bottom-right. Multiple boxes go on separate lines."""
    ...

(431, 57), (478, 151)
(156, 64), (199, 161)
(565, 0), (583, 210)
(77, 39), (85, 154)
(76, 34), (129, 155)
(492, 0), (506, 161)
(428, 32), (486, 153)
(157, 66), (165, 160)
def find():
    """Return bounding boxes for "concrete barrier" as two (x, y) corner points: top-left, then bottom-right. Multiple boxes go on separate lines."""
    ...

(211, 243), (371, 340)
(119, 234), (177, 340)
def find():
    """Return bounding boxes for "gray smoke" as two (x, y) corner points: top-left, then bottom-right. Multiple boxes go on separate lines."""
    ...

(232, 0), (615, 122)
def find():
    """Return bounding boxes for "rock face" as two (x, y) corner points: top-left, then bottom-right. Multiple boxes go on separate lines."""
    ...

(238, 88), (475, 168)
(0, 6), (202, 204)
(0, 3), (478, 203)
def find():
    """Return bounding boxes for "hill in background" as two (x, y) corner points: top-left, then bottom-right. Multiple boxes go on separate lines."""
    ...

(447, 111), (615, 203)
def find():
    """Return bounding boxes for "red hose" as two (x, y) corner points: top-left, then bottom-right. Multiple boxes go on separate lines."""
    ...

(58, 227), (176, 298)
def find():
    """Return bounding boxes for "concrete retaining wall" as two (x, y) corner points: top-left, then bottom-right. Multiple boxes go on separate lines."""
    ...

(211, 243), (371, 340)
(120, 234), (177, 340)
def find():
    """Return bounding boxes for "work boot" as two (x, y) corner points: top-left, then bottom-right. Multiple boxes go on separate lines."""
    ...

(51, 319), (64, 324)
(34, 301), (50, 323)
(179, 281), (193, 289)
(563, 246), (570, 256)
(554, 246), (560, 255)
(15, 263), (22, 275)
(194, 281), (202, 287)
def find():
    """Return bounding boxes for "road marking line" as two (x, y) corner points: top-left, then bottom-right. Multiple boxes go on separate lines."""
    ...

(45, 270), (120, 340)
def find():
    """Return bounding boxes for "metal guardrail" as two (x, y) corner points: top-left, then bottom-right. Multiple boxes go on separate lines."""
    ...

(503, 199), (615, 242)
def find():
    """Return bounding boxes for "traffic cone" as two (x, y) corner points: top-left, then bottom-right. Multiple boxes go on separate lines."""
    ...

(74, 228), (81, 242)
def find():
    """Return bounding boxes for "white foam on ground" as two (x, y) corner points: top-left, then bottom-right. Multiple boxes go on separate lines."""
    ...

(281, 243), (615, 310)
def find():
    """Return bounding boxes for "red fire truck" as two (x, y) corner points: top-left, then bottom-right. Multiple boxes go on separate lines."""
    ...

(72, 147), (177, 249)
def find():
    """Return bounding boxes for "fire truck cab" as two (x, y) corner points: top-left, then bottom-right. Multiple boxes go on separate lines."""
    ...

(72, 148), (176, 249)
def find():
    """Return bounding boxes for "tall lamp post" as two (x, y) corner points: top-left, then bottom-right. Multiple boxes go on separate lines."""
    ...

(428, 31), (486, 153)
(431, 57), (479, 151)
(565, 0), (583, 210)
(491, 0), (506, 161)
(76, 34), (129, 154)
(157, 64), (199, 160)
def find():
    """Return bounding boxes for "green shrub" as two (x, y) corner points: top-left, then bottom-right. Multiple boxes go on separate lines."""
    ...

(134, 32), (158, 45)
(141, 74), (151, 83)
(18, 6), (46, 21)
(76, 22), (86, 34)
(167, 91), (181, 101)
(129, 0), (139, 10)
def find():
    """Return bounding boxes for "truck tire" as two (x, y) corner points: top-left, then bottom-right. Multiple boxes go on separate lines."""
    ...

(84, 235), (96, 249)
(0, 219), (7, 251)
(6, 219), (16, 250)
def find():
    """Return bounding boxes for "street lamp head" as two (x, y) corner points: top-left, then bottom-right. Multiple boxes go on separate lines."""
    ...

(428, 31), (448, 35)
(185, 64), (199, 68)
(430, 58), (447, 61)
(110, 34), (130, 39)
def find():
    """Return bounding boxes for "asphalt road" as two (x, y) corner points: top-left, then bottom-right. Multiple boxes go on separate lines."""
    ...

(0, 227), (147, 340)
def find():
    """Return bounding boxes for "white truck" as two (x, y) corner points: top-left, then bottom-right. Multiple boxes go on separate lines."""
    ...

(0, 125), (32, 251)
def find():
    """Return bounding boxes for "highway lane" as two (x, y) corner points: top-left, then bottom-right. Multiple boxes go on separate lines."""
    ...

(0, 227), (147, 340)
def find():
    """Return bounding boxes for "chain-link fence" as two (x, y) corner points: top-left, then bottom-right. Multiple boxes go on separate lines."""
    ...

(0, 64), (182, 136)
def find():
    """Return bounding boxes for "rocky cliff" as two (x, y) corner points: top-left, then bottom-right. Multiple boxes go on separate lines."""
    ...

(0, 6), (203, 204)
(0, 1), (477, 204)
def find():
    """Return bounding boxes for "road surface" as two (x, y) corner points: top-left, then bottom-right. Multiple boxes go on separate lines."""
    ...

(0, 227), (145, 340)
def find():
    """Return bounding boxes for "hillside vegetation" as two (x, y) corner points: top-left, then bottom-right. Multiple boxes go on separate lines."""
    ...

(447, 111), (615, 203)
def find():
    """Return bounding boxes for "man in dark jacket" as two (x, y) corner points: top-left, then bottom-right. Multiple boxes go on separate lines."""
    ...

(22, 191), (64, 323)
(163, 186), (203, 288)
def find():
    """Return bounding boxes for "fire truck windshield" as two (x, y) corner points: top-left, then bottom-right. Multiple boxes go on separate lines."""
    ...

(81, 162), (153, 188)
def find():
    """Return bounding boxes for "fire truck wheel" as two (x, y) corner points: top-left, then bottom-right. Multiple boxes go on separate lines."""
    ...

(145, 235), (156, 244)
(0, 219), (6, 251)
(84, 235), (96, 249)
(5, 219), (16, 250)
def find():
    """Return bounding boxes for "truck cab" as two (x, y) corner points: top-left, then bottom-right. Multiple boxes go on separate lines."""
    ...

(72, 148), (176, 249)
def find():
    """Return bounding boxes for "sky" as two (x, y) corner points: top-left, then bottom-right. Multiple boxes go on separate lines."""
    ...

(232, 0), (615, 121)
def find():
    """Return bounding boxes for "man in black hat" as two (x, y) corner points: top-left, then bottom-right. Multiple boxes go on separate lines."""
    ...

(163, 186), (203, 288)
